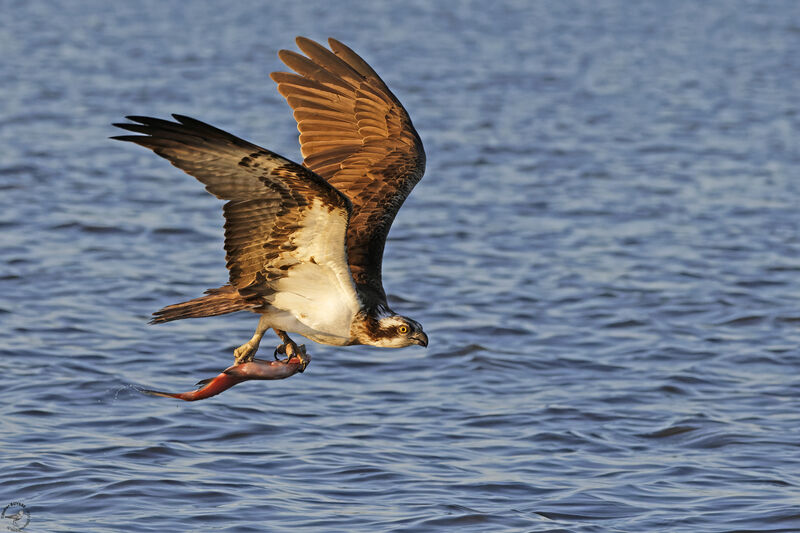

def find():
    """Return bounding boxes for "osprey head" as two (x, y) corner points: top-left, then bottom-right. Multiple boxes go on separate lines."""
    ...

(371, 315), (428, 348)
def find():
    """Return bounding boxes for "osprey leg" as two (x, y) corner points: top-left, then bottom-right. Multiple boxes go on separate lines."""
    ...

(273, 329), (301, 360)
(234, 315), (271, 364)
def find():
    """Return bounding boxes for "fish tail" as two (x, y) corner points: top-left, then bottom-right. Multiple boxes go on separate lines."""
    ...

(139, 388), (185, 400)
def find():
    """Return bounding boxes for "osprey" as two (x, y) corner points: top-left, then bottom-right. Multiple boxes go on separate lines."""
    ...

(114, 37), (428, 364)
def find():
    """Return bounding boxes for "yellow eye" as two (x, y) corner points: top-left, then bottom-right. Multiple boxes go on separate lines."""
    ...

(398, 325), (409, 334)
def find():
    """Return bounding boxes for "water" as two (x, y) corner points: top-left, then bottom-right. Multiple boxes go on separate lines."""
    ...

(2, 1), (800, 531)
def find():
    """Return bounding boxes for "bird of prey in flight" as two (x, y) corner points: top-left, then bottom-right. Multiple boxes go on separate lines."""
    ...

(113, 37), (429, 365)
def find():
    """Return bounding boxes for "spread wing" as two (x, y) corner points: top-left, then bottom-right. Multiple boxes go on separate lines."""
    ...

(112, 115), (361, 330)
(271, 37), (426, 301)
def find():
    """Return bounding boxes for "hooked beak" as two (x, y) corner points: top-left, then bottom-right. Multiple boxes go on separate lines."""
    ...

(412, 331), (429, 347)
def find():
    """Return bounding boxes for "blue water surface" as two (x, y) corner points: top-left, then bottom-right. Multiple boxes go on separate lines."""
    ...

(2, 1), (800, 531)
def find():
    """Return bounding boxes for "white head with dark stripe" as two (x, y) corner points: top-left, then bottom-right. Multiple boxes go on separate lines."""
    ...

(357, 306), (428, 348)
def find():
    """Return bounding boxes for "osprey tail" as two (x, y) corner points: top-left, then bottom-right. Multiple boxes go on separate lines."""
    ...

(151, 285), (254, 324)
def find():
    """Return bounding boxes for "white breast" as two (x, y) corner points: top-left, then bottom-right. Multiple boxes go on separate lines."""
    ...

(265, 199), (362, 344)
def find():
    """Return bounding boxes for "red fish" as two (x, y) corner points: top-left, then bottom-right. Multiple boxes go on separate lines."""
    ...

(141, 350), (310, 401)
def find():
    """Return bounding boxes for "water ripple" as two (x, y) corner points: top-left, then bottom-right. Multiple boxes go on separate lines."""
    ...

(2, 1), (800, 532)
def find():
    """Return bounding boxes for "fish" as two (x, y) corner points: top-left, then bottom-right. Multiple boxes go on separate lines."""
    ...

(141, 347), (310, 401)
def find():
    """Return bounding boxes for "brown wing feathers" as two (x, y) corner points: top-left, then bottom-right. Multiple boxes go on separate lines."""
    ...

(271, 37), (426, 302)
(112, 114), (351, 321)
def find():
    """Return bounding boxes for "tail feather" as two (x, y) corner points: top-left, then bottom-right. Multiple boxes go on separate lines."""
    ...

(150, 285), (255, 324)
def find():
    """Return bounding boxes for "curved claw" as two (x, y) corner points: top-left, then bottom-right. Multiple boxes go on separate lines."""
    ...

(294, 344), (309, 372)
(284, 341), (299, 358)
(273, 341), (299, 361)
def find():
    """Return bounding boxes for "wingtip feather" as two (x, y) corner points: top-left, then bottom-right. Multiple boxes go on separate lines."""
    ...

(172, 113), (197, 124)
(110, 134), (145, 143)
(125, 115), (154, 124)
(278, 49), (302, 65)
